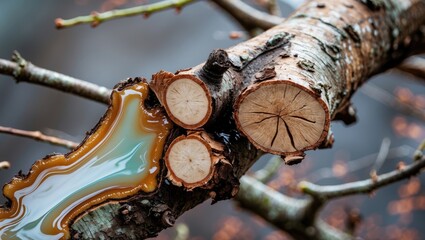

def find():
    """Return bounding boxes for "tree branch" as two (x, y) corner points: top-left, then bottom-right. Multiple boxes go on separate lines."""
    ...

(55, 0), (195, 29)
(0, 126), (79, 150)
(0, 51), (111, 104)
(211, 0), (283, 32)
(397, 56), (425, 82)
(299, 154), (425, 201)
(1, 0), (425, 239)
(252, 155), (282, 183)
(237, 175), (352, 240)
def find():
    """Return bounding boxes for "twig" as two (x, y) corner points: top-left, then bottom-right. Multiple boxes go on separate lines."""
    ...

(55, 0), (195, 29)
(211, 0), (282, 32)
(0, 126), (79, 150)
(413, 138), (425, 160)
(397, 56), (425, 82)
(252, 155), (282, 183)
(0, 161), (11, 170)
(361, 84), (425, 122)
(307, 145), (413, 182)
(370, 137), (391, 175)
(0, 51), (111, 104)
(299, 155), (425, 201)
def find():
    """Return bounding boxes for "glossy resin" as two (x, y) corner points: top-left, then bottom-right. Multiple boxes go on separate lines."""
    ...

(0, 82), (171, 239)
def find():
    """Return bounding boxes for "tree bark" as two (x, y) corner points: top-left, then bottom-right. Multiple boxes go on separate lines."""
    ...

(151, 0), (425, 161)
(69, 0), (425, 238)
(71, 126), (262, 239)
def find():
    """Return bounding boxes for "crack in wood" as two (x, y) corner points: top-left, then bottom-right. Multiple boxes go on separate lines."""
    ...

(288, 115), (316, 124)
(282, 118), (297, 150)
(270, 116), (280, 147)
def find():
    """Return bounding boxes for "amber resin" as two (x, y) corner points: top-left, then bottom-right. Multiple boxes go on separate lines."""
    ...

(0, 82), (171, 239)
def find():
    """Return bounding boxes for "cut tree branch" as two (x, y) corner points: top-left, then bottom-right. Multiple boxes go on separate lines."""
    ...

(0, 126), (78, 150)
(0, 52), (111, 104)
(151, 0), (425, 162)
(55, 0), (195, 29)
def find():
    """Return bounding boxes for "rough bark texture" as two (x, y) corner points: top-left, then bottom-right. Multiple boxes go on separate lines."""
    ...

(150, 0), (425, 159)
(71, 124), (262, 239)
(65, 0), (425, 238)
(234, 0), (425, 158)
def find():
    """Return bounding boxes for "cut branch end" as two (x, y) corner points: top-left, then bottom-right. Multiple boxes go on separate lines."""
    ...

(164, 75), (212, 129)
(235, 80), (329, 155)
(165, 134), (217, 189)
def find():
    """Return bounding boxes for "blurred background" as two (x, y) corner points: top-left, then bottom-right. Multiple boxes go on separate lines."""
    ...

(0, 0), (424, 239)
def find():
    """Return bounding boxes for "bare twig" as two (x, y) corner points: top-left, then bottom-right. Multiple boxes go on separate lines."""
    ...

(0, 161), (11, 170)
(299, 155), (425, 201)
(0, 52), (111, 104)
(211, 0), (282, 32)
(55, 0), (195, 29)
(0, 126), (79, 150)
(307, 145), (413, 182)
(397, 56), (425, 82)
(370, 138), (391, 175)
(361, 84), (425, 122)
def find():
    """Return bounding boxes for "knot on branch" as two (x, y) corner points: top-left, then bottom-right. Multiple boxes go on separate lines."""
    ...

(200, 49), (230, 85)
(334, 103), (357, 125)
(119, 204), (145, 225)
(151, 203), (175, 227)
(11, 51), (28, 80)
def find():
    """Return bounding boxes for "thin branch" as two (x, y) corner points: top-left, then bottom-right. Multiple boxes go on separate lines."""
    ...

(55, 0), (195, 29)
(0, 126), (79, 150)
(237, 175), (351, 240)
(211, 0), (283, 32)
(0, 161), (11, 170)
(307, 145), (413, 182)
(414, 138), (425, 160)
(361, 84), (425, 122)
(396, 56), (425, 82)
(0, 51), (111, 104)
(252, 155), (282, 183)
(299, 155), (425, 201)
(370, 137), (391, 175)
